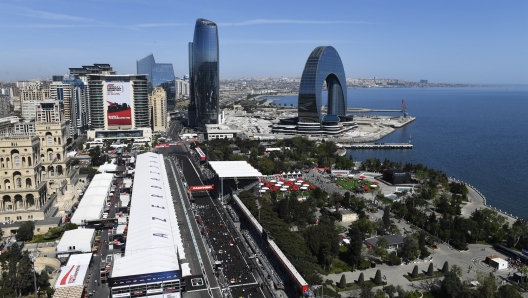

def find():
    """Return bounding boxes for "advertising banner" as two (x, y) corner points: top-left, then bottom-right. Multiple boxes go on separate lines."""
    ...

(56, 264), (89, 287)
(189, 185), (215, 191)
(105, 82), (132, 126)
(108, 270), (182, 288)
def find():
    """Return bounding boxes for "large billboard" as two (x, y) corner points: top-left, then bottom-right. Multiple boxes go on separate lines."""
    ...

(105, 82), (132, 126)
(108, 270), (182, 288)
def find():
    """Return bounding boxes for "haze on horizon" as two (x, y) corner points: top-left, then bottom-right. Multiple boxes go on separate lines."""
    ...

(0, 0), (526, 85)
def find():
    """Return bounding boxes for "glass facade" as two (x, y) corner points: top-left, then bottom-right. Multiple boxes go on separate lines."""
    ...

(137, 54), (155, 93)
(152, 63), (176, 101)
(298, 46), (347, 124)
(190, 18), (219, 127)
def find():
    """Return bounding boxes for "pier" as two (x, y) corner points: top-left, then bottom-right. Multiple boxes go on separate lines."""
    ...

(338, 143), (413, 149)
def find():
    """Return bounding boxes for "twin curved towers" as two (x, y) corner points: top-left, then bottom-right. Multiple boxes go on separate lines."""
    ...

(297, 46), (347, 131)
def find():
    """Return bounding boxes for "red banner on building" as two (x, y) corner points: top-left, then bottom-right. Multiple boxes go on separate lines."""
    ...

(189, 184), (215, 191)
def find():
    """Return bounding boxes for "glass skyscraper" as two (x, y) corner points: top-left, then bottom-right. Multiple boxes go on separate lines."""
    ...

(136, 54), (175, 107)
(298, 46), (347, 126)
(189, 18), (219, 127)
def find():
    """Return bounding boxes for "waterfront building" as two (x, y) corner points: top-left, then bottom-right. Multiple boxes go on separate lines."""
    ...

(86, 74), (152, 141)
(272, 46), (355, 135)
(189, 18), (220, 128)
(149, 86), (168, 133)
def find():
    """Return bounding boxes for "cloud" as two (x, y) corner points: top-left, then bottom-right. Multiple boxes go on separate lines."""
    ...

(0, 24), (96, 29)
(222, 39), (348, 45)
(218, 19), (375, 27)
(0, 4), (94, 22)
(134, 23), (188, 28)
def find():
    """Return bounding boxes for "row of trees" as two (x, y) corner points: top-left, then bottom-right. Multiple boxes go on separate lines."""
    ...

(198, 137), (354, 175)
(238, 191), (342, 284)
(0, 243), (52, 297)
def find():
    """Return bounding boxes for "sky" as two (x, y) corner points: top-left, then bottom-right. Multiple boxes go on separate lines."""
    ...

(0, 0), (527, 84)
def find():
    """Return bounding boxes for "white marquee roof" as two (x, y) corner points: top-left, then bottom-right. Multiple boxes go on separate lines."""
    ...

(112, 152), (183, 278)
(71, 173), (114, 225)
(209, 161), (262, 178)
(56, 229), (96, 253)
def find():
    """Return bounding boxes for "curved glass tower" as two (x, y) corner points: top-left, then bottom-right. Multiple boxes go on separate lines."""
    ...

(297, 46), (347, 126)
(190, 18), (219, 127)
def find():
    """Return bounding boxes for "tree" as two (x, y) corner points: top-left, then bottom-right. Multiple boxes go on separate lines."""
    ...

(374, 269), (383, 284)
(389, 251), (401, 266)
(38, 270), (50, 288)
(440, 271), (466, 298)
(78, 142), (84, 150)
(64, 223), (78, 231)
(16, 251), (35, 296)
(411, 265), (418, 278)
(441, 261), (449, 273)
(495, 284), (522, 298)
(450, 264), (462, 277)
(16, 221), (35, 242)
(374, 237), (389, 261)
(359, 283), (374, 298)
(348, 226), (363, 269)
(518, 264), (528, 282)
(382, 285), (397, 298)
(338, 274), (346, 289)
(427, 262), (434, 276)
(400, 235), (420, 261)
(43, 227), (63, 240)
(358, 272), (364, 284)
(475, 272), (497, 298)
(383, 206), (391, 228)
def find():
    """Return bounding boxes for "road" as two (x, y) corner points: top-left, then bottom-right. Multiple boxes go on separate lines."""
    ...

(167, 148), (270, 298)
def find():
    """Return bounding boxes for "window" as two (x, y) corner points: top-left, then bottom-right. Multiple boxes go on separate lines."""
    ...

(14, 156), (20, 167)
(28, 215), (33, 219)
(47, 136), (52, 145)
(16, 216), (22, 220)
(16, 178), (22, 188)
(5, 217), (10, 221)
(49, 153), (53, 161)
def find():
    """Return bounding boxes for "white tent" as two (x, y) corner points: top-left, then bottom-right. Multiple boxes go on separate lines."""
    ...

(111, 153), (184, 279)
(70, 173), (114, 225)
(56, 229), (96, 253)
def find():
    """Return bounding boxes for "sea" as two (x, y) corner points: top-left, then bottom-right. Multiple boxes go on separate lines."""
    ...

(269, 86), (528, 219)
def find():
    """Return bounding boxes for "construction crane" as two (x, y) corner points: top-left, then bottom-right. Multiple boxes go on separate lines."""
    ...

(401, 99), (408, 118)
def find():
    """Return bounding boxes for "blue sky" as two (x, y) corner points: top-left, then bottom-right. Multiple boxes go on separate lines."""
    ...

(0, 0), (526, 84)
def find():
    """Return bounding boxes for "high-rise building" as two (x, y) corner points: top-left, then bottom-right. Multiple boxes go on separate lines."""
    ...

(149, 86), (168, 132)
(175, 78), (190, 99)
(69, 64), (115, 79)
(63, 76), (89, 135)
(0, 97), (10, 115)
(189, 18), (220, 127)
(86, 74), (149, 130)
(136, 54), (156, 92)
(49, 80), (77, 139)
(136, 54), (175, 108)
(20, 82), (50, 121)
(35, 100), (65, 124)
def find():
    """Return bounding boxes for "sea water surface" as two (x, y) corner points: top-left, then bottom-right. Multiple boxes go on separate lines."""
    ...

(272, 86), (528, 219)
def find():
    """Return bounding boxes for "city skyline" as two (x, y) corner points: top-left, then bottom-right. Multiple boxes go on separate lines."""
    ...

(0, 0), (527, 84)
